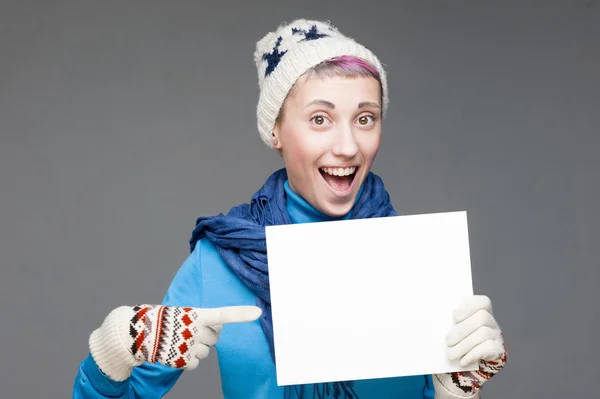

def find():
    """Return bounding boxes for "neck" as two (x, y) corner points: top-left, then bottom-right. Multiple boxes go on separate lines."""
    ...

(284, 180), (363, 224)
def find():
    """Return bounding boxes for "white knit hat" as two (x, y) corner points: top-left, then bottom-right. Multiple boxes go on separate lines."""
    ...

(254, 19), (388, 149)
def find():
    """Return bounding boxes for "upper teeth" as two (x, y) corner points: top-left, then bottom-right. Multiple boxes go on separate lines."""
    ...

(321, 167), (356, 176)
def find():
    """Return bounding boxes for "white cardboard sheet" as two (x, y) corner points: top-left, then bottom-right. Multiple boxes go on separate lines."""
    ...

(265, 211), (476, 386)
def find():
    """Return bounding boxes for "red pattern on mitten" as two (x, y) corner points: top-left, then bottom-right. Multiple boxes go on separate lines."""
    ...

(129, 305), (204, 369)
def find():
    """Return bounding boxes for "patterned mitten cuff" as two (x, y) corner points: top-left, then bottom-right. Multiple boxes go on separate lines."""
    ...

(433, 355), (507, 398)
(128, 304), (206, 370)
(433, 372), (479, 398)
(89, 306), (142, 381)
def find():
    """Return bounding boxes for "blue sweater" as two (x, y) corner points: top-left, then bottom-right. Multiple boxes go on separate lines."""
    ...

(73, 182), (435, 398)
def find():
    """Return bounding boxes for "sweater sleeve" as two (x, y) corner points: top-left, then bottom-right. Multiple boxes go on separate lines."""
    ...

(72, 241), (205, 399)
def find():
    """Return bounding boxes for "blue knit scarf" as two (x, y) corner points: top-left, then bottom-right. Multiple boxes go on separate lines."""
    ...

(189, 168), (397, 398)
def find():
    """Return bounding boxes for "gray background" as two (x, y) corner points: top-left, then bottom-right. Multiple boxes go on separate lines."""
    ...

(1, 1), (598, 398)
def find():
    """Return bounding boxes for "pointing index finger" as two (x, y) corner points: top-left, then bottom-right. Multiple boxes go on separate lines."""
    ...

(196, 306), (262, 326)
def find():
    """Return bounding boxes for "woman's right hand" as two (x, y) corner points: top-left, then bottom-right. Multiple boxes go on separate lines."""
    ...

(89, 304), (262, 381)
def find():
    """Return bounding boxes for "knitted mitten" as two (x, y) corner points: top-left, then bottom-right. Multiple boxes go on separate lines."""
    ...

(89, 304), (261, 381)
(434, 295), (507, 398)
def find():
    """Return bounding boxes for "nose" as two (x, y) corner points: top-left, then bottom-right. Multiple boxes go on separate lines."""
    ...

(332, 124), (359, 158)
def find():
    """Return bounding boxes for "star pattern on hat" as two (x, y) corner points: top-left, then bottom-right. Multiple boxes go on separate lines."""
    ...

(262, 36), (287, 76)
(292, 25), (329, 41)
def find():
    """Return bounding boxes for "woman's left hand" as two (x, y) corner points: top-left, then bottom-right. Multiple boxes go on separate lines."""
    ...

(433, 295), (507, 398)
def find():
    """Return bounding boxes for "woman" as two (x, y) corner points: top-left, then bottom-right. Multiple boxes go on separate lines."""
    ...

(72, 19), (506, 399)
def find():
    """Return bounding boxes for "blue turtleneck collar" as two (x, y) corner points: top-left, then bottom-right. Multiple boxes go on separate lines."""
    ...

(284, 180), (364, 224)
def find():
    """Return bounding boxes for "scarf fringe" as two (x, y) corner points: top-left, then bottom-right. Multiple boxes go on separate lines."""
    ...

(250, 196), (275, 225)
(284, 382), (358, 399)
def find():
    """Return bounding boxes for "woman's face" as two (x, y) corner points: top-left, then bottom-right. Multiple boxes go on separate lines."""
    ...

(273, 74), (382, 217)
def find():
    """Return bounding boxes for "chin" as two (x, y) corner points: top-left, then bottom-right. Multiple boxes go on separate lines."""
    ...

(318, 198), (356, 218)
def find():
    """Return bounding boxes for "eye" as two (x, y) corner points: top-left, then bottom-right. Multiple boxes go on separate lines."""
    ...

(355, 114), (376, 127)
(310, 113), (331, 127)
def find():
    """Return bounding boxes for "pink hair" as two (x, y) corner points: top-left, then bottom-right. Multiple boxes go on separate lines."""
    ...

(299, 55), (381, 83)
(322, 55), (380, 79)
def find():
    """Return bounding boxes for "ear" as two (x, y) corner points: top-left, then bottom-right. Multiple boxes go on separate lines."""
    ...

(272, 124), (282, 150)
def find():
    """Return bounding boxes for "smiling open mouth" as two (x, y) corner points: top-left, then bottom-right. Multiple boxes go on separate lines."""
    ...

(319, 166), (358, 192)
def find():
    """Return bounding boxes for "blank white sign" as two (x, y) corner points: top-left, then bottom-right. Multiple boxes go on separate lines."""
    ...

(265, 211), (476, 386)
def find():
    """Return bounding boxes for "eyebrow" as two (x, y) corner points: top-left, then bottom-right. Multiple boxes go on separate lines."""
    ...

(305, 99), (335, 109)
(305, 99), (381, 109)
(358, 101), (381, 109)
